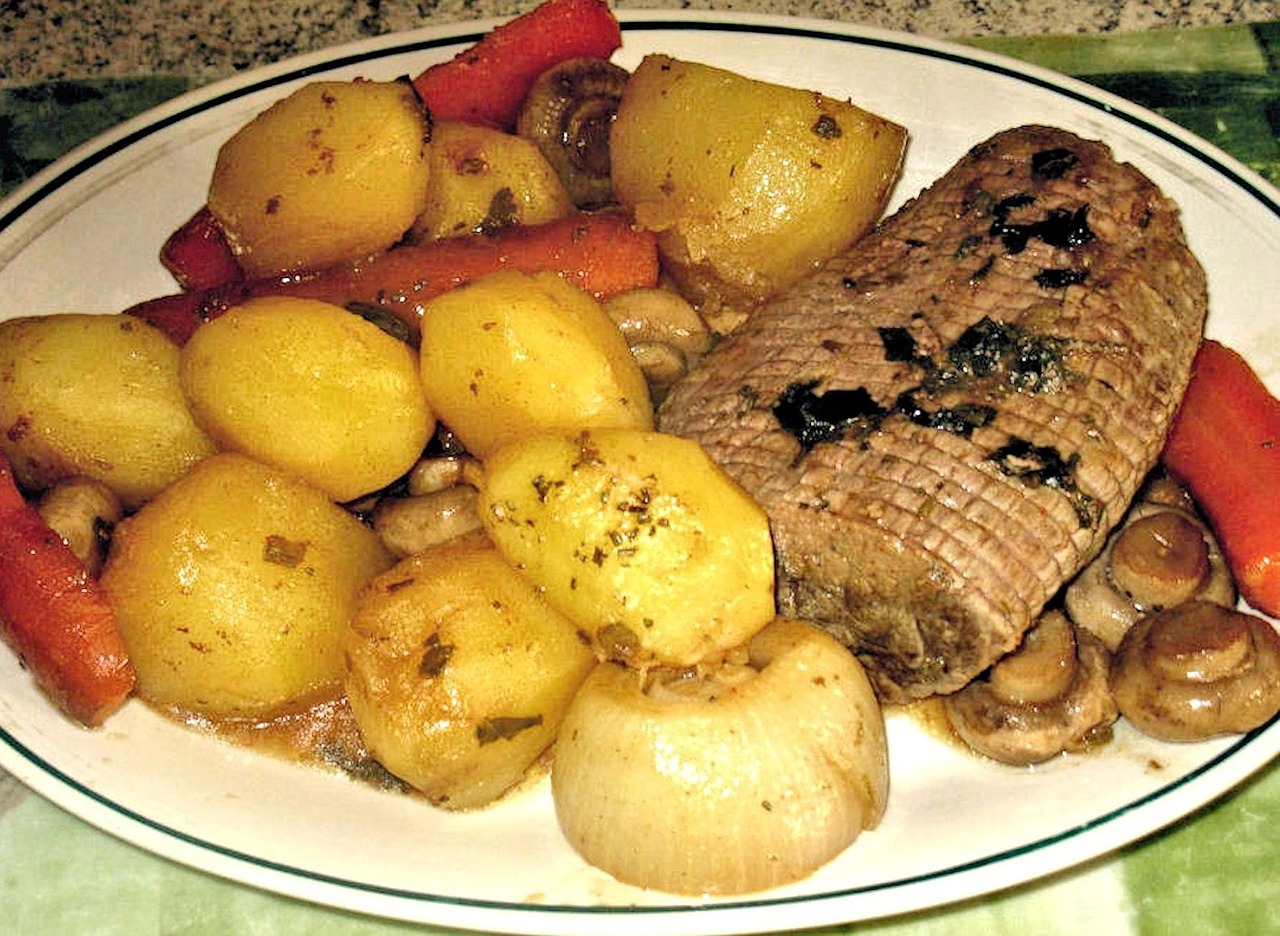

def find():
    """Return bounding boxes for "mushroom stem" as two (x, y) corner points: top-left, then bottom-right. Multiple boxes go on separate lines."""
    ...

(406, 454), (483, 496)
(603, 287), (713, 399)
(986, 609), (1077, 704)
(372, 485), (482, 558)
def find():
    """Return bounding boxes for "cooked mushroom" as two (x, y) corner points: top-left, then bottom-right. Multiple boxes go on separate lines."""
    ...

(405, 453), (483, 496)
(372, 486), (483, 558)
(552, 618), (887, 895)
(516, 57), (630, 209)
(602, 287), (714, 400)
(36, 475), (123, 576)
(943, 610), (1118, 766)
(371, 454), (485, 557)
(1065, 496), (1235, 651)
(1111, 599), (1280, 742)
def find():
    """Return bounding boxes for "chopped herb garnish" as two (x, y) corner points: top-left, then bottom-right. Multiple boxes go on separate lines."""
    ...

(878, 326), (918, 363)
(419, 634), (454, 677)
(991, 204), (1095, 254)
(263, 534), (308, 568)
(774, 380), (887, 450)
(1035, 267), (1089, 289)
(896, 392), (996, 437)
(476, 714), (543, 745)
(812, 114), (842, 139)
(345, 302), (414, 344)
(1031, 147), (1078, 180)
(988, 436), (1100, 528)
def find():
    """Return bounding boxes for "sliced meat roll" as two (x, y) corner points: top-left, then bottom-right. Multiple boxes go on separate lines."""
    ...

(659, 125), (1208, 702)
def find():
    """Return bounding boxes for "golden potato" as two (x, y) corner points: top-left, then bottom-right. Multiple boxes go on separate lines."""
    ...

(208, 79), (431, 278)
(0, 314), (215, 509)
(101, 452), (393, 719)
(418, 270), (652, 459)
(611, 55), (907, 333)
(345, 539), (597, 810)
(410, 121), (574, 241)
(180, 296), (434, 503)
(479, 428), (776, 667)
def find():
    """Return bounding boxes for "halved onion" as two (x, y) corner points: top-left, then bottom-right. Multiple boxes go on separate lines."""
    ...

(551, 618), (887, 895)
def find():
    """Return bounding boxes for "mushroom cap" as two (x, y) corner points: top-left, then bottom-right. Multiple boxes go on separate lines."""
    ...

(1110, 600), (1280, 742)
(1065, 500), (1235, 651)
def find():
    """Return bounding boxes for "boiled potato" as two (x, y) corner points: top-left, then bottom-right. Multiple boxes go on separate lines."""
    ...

(208, 79), (431, 278)
(611, 55), (907, 334)
(0, 314), (215, 509)
(479, 428), (776, 667)
(410, 121), (574, 241)
(418, 270), (652, 459)
(180, 296), (434, 503)
(345, 539), (597, 810)
(101, 452), (393, 718)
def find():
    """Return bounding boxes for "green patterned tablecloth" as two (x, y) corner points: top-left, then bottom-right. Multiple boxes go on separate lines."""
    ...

(0, 20), (1278, 936)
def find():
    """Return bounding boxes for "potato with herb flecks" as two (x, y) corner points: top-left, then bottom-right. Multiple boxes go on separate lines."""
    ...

(180, 296), (435, 503)
(418, 270), (652, 459)
(610, 55), (907, 334)
(0, 313), (215, 510)
(345, 538), (596, 810)
(479, 428), (776, 668)
(410, 121), (574, 241)
(208, 78), (431, 278)
(101, 453), (393, 719)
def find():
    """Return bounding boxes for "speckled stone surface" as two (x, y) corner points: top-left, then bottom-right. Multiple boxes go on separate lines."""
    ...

(2, 0), (1278, 86)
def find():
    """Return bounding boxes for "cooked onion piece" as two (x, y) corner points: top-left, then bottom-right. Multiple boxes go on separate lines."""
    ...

(1065, 499), (1235, 651)
(345, 539), (596, 810)
(943, 610), (1118, 766)
(552, 618), (887, 896)
(1110, 600), (1280, 742)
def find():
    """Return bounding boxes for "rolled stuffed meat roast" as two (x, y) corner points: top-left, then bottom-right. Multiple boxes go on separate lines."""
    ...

(659, 125), (1208, 703)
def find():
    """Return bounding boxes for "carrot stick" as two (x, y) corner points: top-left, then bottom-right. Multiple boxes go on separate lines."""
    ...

(160, 206), (243, 291)
(1162, 339), (1280, 617)
(126, 212), (660, 345)
(412, 0), (622, 131)
(0, 453), (135, 726)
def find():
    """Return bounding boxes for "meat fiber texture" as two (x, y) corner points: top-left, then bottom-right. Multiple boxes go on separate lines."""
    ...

(659, 125), (1208, 703)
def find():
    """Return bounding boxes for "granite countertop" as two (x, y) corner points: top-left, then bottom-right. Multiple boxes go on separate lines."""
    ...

(3, 0), (1279, 86)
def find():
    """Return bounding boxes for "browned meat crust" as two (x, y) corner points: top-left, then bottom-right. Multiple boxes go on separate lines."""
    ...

(658, 125), (1208, 702)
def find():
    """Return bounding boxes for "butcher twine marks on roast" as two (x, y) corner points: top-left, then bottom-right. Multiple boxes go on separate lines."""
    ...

(659, 125), (1208, 703)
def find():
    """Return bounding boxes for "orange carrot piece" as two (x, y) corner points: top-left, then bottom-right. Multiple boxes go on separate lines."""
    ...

(412, 0), (622, 130)
(0, 453), (135, 726)
(126, 212), (660, 345)
(160, 206), (243, 291)
(1162, 339), (1280, 617)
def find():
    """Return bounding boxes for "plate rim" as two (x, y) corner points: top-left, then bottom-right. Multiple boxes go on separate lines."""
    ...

(1, 11), (1278, 934)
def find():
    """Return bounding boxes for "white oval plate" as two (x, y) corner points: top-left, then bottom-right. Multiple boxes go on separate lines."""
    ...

(0, 11), (1277, 936)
